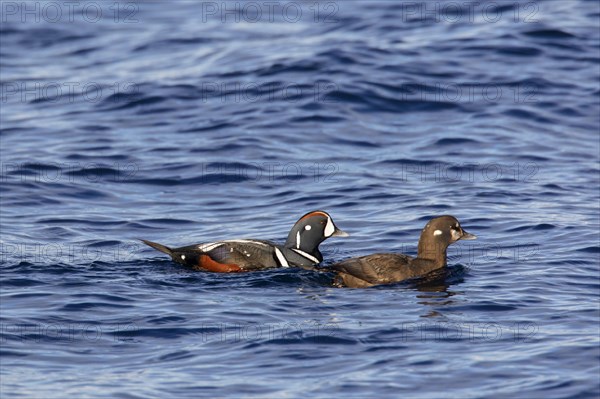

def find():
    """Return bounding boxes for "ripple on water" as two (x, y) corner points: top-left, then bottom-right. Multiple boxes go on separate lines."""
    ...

(1, 1), (599, 398)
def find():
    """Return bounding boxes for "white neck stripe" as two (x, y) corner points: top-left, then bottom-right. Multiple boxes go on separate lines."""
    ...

(291, 248), (320, 264)
(274, 247), (289, 268)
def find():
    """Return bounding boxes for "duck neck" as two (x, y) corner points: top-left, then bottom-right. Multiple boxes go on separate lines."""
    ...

(417, 240), (448, 269)
(284, 229), (321, 256)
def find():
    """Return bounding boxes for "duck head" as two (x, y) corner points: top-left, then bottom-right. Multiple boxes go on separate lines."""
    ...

(284, 210), (349, 259)
(417, 215), (476, 266)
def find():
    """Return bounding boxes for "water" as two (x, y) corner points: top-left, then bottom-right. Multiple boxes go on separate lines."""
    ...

(1, 1), (599, 398)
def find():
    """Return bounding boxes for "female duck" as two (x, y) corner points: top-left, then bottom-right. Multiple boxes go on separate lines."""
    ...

(330, 215), (476, 288)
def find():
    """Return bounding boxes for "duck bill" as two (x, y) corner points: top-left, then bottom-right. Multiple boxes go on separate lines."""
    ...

(331, 227), (350, 237)
(461, 231), (477, 240)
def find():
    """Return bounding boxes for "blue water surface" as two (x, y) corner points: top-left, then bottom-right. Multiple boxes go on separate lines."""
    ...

(1, 1), (599, 398)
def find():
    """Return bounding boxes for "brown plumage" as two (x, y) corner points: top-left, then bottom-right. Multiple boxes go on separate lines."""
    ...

(331, 215), (476, 288)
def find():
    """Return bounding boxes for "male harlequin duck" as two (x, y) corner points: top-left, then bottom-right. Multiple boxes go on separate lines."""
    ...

(141, 210), (348, 272)
(330, 215), (476, 288)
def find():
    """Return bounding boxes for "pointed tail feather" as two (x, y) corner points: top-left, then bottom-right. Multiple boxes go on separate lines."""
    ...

(140, 239), (173, 256)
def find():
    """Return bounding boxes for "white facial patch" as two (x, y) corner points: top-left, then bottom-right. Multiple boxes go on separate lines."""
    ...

(296, 231), (301, 249)
(181, 255), (186, 260)
(451, 228), (462, 241)
(433, 230), (442, 236)
(324, 216), (335, 237)
(305, 225), (311, 231)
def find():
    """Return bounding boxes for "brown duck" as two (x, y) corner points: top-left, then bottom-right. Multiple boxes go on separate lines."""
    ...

(330, 215), (476, 288)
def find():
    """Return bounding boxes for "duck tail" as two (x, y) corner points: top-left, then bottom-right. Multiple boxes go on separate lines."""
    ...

(140, 239), (173, 256)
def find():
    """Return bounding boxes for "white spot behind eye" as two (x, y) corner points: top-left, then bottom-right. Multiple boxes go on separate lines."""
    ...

(433, 230), (442, 236)
(181, 255), (186, 260)
(305, 225), (312, 231)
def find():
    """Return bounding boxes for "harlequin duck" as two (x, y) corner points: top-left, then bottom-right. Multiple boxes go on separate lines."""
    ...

(330, 215), (476, 288)
(141, 210), (348, 272)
